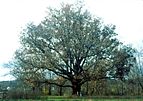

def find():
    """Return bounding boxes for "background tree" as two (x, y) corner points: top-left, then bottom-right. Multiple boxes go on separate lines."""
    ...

(128, 48), (143, 95)
(113, 46), (136, 80)
(110, 46), (136, 95)
(9, 48), (50, 94)
(10, 3), (136, 96)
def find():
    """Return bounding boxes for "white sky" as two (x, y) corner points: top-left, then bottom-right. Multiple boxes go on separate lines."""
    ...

(0, 0), (143, 81)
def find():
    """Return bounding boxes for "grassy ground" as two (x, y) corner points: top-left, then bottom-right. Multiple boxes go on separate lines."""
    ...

(0, 99), (143, 101)
(1, 96), (143, 101)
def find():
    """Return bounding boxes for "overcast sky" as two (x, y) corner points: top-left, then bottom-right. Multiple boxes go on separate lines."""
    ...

(0, 0), (143, 81)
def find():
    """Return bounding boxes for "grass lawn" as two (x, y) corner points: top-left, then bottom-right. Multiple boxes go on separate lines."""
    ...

(1, 96), (143, 101)
(0, 99), (142, 101)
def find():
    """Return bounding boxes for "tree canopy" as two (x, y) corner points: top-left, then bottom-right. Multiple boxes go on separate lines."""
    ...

(10, 3), (136, 96)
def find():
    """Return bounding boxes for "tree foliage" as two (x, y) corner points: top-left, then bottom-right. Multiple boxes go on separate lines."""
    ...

(10, 3), (136, 96)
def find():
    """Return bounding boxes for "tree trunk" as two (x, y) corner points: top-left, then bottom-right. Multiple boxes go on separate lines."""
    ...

(71, 81), (81, 96)
(59, 86), (63, 96)
(48, 84), (51, 95)
(138, 79), (143, 93)
(121, 82), (124, 95)
(86, 81), (89, 95)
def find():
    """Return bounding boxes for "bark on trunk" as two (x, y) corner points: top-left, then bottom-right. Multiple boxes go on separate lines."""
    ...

(48, 84), (51, 95)
(71, 81), (81, 96)
(86, 81), (89, 95)
(59, 86), (63, 96)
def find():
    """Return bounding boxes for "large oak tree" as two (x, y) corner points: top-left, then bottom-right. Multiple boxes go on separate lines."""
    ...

(11, 4), (135, 95)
